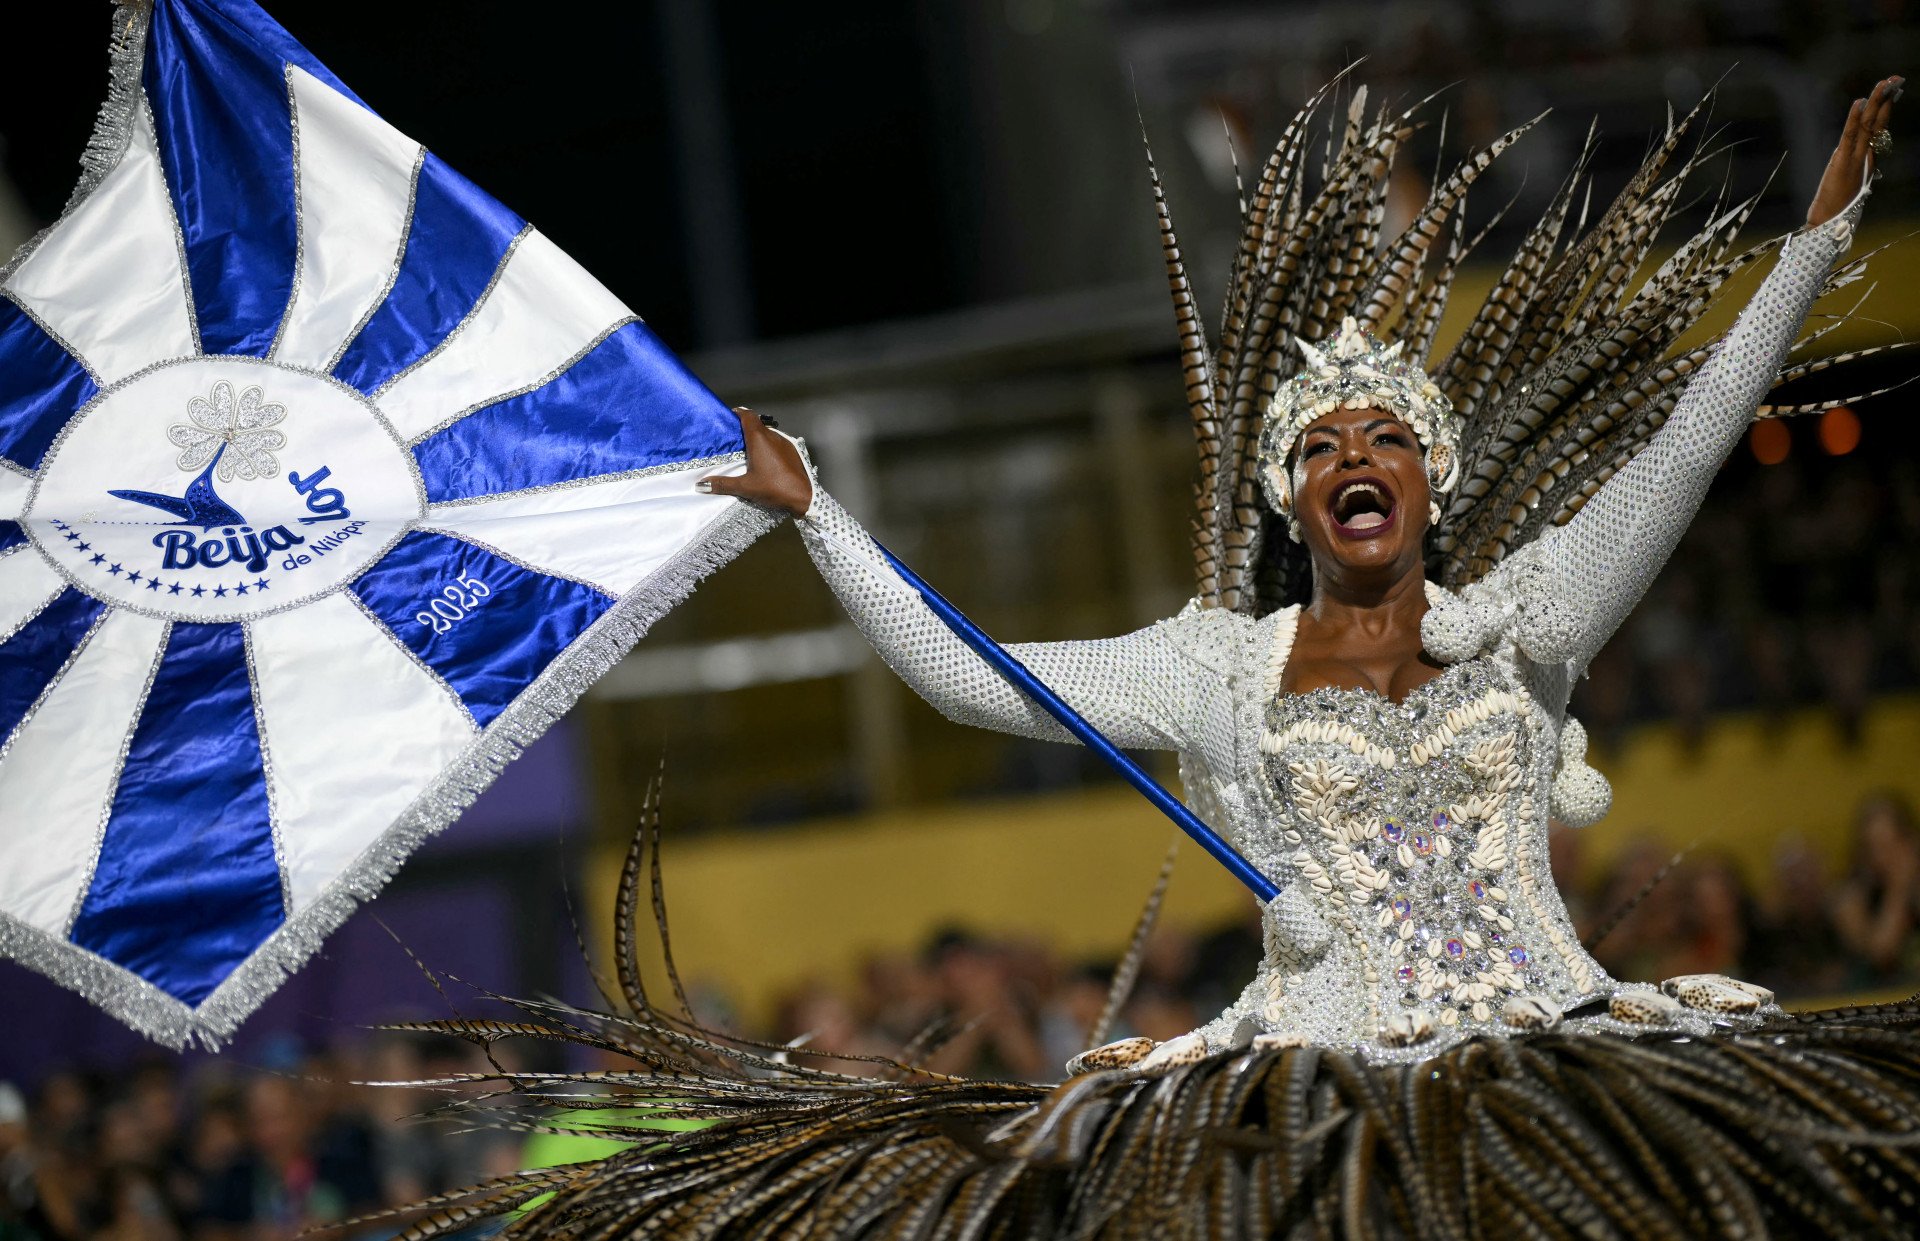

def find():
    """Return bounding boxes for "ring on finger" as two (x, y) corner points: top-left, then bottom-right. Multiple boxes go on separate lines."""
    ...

(1873, 128), (1892, 158)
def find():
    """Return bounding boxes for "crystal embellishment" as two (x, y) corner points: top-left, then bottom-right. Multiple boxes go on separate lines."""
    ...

(1256, 660), (1564, 1045)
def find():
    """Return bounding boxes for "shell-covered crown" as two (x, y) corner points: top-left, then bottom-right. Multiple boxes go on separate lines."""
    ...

(1256, 316), (1462, 517)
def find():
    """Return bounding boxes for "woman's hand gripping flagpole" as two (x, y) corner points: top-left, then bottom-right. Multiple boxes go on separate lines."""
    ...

(698, 407), (1281, 903)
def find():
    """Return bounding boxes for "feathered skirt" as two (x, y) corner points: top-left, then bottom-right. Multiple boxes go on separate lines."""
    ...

(378, 996), (1920, 1241)
(367, 818), (1920, 1241)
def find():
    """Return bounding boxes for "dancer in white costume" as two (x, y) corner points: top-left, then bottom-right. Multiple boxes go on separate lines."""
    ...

(712, 78), (1897, 1065)
(382, 78), (1920, 1239)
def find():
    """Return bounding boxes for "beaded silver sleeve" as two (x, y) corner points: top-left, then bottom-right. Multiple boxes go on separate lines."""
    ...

(797, 495), (1246, 761)
(1460, 203), (1865, 676)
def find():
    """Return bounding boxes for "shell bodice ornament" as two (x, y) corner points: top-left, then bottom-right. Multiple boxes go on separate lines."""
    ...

(1255, 659), (1595, 1045)
(1212, 633), (1773, 1062)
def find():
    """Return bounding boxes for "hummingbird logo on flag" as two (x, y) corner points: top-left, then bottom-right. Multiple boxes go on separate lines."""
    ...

(0, 0), (768, 1046)
(108, 380), (284, 529)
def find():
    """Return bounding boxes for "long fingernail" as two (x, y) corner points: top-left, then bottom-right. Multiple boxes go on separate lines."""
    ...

(694, 479), (713, 494)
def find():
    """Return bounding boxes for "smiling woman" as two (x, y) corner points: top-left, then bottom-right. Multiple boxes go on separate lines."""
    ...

(1294, 415), (1423, 539)
(394, 77), (1920, 1239)
(1263, 322), (1458, 703)
(716, 109), (1902, 1058)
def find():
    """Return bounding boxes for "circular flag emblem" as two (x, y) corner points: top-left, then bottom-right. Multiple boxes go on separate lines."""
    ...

(30, 358), (423, 618)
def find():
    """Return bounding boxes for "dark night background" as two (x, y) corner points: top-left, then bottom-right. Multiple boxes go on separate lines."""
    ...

(0, 1), (983, 352)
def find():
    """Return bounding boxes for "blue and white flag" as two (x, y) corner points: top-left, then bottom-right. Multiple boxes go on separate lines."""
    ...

(0, 0), (770, 1046)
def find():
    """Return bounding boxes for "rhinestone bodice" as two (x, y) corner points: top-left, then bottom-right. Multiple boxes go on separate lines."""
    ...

(1253, 657), (1601, 1043)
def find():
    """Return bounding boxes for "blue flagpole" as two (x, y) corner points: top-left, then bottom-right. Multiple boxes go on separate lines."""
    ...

(872, 544), (1281, 903)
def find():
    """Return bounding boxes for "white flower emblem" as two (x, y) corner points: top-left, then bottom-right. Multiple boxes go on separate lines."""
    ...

(166, 380), (288, 481)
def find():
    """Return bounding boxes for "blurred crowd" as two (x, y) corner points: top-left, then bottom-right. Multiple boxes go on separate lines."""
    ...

(1573, 442), (1920, 741)
(0, 1039), (526, 1241)
(4, 790), (1916, 1241)
(1572, 792), (1920, 998)
(769, 791), (1920, 1086)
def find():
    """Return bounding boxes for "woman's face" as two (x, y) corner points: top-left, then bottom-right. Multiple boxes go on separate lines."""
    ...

(1289, 405), (1431, 576)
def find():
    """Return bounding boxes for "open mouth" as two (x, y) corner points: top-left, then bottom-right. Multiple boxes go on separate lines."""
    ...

(1329, 478), (1396, 535)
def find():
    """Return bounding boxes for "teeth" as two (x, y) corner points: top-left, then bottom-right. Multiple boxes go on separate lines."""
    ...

(1332, 480), (1392, 527)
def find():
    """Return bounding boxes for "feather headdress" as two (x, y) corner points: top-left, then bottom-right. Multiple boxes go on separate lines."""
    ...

(1157, 83), (1900, 610)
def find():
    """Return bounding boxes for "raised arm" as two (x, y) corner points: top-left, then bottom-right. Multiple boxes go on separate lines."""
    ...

(699, 409), (1233, 752)
(1506, 78), (1901, 672)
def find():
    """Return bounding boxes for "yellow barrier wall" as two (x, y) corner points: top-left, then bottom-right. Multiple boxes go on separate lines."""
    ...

(1584, 693), (1920, 878)
(591, 786), (1250, 1031)
(590, 695), (1920, 1030)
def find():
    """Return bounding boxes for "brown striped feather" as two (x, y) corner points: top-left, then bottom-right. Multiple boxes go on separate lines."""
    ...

(1087, 839), (1177, 1050)
(1217, 80), (1335, 381)
(1136, 122), (1225, 607)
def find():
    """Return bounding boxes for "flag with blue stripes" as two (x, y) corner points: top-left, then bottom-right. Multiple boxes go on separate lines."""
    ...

(0, 0), (771, 1046)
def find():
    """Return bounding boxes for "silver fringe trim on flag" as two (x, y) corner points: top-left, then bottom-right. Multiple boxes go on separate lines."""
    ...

(1, 496), (780, 1049)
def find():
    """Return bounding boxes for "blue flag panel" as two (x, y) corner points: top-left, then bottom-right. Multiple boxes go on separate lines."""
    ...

(413, 321), (742, 502)
(71, 623), (283, 1006)
(351, 531), (614, 727)
(0, 0), (771, 1047)
(0, 589), (106, 746)
(0, 300), (98, 470)
(330, 156), (526, 394)
(144, 0), (350, 356)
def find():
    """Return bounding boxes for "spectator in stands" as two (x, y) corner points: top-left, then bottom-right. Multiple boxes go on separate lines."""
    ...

(180, 1096), (247, 1241)
(91, 1096), (176, 1241)
(1833, 792), (1920, 987)
(0, 1082), (43, 1241)
(367, 1036), (520, 1210)
(1121, 983), (1199, 1046)
(90, 1165), (176, 1241)
(1037, 964), (1118, 1073)
(1188, 909), (1264, 1019)
(859, 951), (943, 1051)
(776, 983), (889, 1076)
(1586, 835), (1686, 982)
(918, 930), (1048, 1082)
(21, 1077), (88, 1241)
(238, 1076), (348, 1235)
(1748, 835), (1848, 999)
(1663, 853), (1756, 981)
